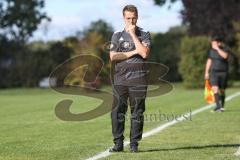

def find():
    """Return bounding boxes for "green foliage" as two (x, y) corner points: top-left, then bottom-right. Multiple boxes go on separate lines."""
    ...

(83, 19), (113, 41)
(232, 22), (240, 79)
(150, 26), (186, 81)
(0, 0), (53, 88)
(0, 38), (72, 88)
(155, 0), (240, 47)
(179, 36), (210, 88)
(0, 19), (114, 88)
(0, 0), (50, 42)
(154, 0), (178, 6)
(154, 0), (240, 85)
(63, 20), (114, 87)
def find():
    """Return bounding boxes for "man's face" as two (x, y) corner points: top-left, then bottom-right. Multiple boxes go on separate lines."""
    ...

(123, 11), (138, 27)
(211, 40), (221, 47)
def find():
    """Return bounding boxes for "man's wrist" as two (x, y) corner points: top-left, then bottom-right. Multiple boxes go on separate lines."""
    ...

(131, 50), (137, 56)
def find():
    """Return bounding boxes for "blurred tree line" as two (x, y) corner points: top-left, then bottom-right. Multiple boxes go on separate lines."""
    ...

(155, 0), (240, 87)
(0, 0), (239, 89)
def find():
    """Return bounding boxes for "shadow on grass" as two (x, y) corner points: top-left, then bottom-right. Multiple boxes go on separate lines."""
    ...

(139, 144), (240, 153)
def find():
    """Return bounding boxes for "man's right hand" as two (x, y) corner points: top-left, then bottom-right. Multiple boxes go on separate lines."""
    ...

(126, 24), (136, 36)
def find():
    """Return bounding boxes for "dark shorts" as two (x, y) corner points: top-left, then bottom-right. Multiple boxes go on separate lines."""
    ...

(210, 71), (228, 89)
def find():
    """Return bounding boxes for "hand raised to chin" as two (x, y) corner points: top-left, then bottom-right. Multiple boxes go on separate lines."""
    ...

(127, 24), (136, 36)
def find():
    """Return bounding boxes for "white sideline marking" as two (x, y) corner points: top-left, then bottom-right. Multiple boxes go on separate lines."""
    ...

(234, 147), (240, 156)
(85, 92), (240, 160)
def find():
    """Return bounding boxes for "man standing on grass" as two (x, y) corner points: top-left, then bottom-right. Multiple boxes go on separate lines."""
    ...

(205, 35), (229, 112)
(109, 4), (151, 152)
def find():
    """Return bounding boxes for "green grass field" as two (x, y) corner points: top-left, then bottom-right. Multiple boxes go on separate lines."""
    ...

(0, 83), (239, 160)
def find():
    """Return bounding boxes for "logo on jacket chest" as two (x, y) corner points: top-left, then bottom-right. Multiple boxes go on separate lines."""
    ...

(122, 41), (131, 49)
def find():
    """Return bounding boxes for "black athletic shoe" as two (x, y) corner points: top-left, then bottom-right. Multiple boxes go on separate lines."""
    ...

(109, 144), (123, 152)
(211, 107), (223, 113)
(130, 145), (138, 153)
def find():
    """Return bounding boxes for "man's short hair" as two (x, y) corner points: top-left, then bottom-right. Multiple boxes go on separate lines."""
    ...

(211, 35), (223, 42)
(122, 5), (138, 16)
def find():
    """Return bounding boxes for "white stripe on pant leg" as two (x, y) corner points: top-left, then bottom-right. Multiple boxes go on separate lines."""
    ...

(85, 92), (240, 160)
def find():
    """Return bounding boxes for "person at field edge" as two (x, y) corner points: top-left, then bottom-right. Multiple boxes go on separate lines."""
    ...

(205, 35), (229, 112)
(109, 5), (151, 152)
